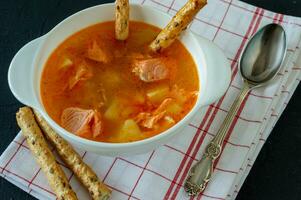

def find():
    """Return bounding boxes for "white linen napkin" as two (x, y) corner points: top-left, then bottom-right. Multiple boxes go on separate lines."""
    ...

(1, 0), (301, 199)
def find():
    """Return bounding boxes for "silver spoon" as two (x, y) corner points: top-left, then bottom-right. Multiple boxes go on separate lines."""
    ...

(184, 24), (287, 196)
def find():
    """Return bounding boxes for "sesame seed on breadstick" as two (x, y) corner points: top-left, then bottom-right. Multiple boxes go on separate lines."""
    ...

(16, 107), (77, 200)
(115, 0), (130, 40)
(149, 0), (207, 52)
(33, 110), (111, 200)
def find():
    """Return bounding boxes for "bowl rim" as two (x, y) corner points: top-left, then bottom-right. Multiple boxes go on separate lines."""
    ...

(35, 3), (206, 148)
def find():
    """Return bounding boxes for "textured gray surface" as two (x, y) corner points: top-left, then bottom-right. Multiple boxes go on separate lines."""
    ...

(0, 0), (300, 199)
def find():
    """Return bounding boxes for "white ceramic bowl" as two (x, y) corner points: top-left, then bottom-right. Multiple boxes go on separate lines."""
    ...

(8, 3), (231, 156)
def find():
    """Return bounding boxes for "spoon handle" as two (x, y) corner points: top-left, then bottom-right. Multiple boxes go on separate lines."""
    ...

(184, 82), (251, 196)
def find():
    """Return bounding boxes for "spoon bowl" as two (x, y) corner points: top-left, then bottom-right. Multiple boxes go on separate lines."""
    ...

(240, 24), (287, 86)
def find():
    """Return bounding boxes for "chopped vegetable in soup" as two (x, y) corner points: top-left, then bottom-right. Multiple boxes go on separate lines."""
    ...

(41, 21), (199, 143)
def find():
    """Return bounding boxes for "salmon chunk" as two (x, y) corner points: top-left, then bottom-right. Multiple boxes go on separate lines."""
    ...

(170, 85), (198, 104)
(61, 107), (103, 138)
(87, 40), (111, 63)
(135, 98), (173, 129)
(154, 98), (173, 113)
(135, 112), (166, 129)
(132, 58), (169, 82)
(91, 111), (103, 138)
(68, 64), (93, 90)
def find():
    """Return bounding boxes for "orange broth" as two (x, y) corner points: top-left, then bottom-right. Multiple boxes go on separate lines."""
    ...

(41, 21), (199, 143)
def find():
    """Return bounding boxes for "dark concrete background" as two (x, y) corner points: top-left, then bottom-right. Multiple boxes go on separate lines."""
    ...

(0, 0), (300, 199)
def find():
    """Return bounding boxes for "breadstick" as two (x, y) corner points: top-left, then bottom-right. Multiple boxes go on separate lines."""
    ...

(33, 110), (112, 200)
(16, 107), (77, 200)
(115, 0), (129, 40)
(149, 0), (207, 52)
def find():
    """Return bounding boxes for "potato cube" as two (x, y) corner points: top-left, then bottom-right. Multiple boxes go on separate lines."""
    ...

(104, 100), (120, 120)
(166, 102), (182, 115)
(146, 84), (169, 104)
(119, 119), (142, 140)
(105, 98), (138, 120)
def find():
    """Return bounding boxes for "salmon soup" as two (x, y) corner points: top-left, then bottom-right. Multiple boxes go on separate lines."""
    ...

(41, 21), (199, 143)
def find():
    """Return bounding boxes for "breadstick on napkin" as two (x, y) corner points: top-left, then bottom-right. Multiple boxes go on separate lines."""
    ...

(149, 0), (207, 52)
(16, 107), (78, 200)
(33, 110), (112, 200)
(115, 0), (130, 40)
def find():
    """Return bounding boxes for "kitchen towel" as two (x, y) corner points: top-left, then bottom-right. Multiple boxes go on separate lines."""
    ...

(1, 0), (301, 199)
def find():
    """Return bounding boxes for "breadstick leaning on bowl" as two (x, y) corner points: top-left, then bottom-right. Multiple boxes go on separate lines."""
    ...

(33, 110), (112, 200)
(16, 107), (78, 200)
(115, 0), (129, 40)
(149, 0), (207, 52)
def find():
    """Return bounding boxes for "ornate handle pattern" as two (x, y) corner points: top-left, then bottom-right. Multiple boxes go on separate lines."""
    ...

(184, 82), (251, 196)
